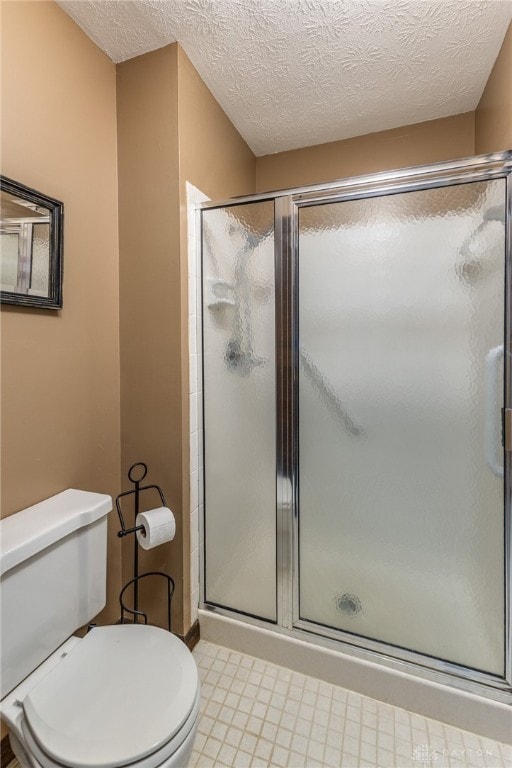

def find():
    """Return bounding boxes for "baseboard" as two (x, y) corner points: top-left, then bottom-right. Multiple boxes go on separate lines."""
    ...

(180, 619), (200, 651)
(1, 733), (15, 767)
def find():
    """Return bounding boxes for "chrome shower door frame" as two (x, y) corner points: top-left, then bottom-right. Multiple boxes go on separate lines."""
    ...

(200, 150), (512, 701)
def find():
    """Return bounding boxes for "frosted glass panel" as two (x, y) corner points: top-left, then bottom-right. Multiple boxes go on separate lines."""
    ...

(298, 180), (506, 674)
(0, 233), (19, 287)
(30, 223), (50, 295)
(202, 201), (276, 621)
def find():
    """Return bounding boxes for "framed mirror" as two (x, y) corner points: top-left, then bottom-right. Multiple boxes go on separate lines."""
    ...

(0, 176), (63, 309)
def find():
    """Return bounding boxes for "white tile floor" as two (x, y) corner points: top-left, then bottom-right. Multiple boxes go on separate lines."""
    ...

(190, 640), (512, 768)
(5, 641), (511, 768)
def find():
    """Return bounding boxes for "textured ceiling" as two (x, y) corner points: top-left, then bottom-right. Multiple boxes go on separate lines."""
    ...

(57, 0), (512, 156)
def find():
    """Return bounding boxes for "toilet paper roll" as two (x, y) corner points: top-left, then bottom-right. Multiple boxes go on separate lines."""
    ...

(136, 507), (176, 550)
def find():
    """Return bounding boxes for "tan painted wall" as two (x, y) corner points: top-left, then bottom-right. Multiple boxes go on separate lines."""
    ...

(0, 0), (121, 648)
(117, 45), (184, 633)
(255, 112), (475, 192)
(475, 22), (512, 154)
(0, 1), (121, 740)
(177, 47), (256, 201)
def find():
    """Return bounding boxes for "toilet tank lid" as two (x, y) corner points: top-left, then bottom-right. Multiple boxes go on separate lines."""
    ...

(0, 490), (112, 576)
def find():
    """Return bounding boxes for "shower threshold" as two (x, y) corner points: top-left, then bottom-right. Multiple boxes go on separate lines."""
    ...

(198, 608), (512, 745)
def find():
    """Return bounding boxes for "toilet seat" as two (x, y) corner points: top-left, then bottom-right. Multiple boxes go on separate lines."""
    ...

(21, 625), (200, 768)
(21, 687), (201, 768)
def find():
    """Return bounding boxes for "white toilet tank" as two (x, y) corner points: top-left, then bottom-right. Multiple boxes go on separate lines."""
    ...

(0, 489), (112, 698)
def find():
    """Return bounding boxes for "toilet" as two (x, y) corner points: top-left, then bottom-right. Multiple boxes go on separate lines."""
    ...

(0, 489), (200, 768)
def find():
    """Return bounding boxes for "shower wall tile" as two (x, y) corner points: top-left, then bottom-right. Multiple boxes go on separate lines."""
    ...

(189, 355), (198, 395)
(191, 469), (199, 511)
(189, 276), (197, 316)
(191, 586), (200, 624)
(198, 465), (204, 506)
(189, 317), (198, 355)
(190, 393), (198, 433)
(195, 260), (202, 320)
(191, 507), (199, 553)
(187, 182), (210, 623)
(196, 350), (203, 393)
(190, 428), (199, 474)
(191, 547), (200, 596)
(197, 431), (203, 469)
(187, 220), (198, 279)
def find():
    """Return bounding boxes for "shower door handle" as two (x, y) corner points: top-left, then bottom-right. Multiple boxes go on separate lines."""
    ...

(484, 345), (504, 478)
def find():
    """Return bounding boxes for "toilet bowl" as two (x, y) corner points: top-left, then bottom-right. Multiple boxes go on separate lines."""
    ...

(3, 625), (200, 768)
(0, 490), (201, 768)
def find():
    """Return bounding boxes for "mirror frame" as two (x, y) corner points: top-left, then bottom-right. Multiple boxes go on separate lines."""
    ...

(0, 175), (63, 309)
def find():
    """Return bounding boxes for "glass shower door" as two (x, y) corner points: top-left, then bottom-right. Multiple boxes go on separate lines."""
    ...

(202, 200), (277, 621)
(297, 179), (507, 675)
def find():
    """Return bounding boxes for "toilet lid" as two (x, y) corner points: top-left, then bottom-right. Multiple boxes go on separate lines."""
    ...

(23, 625), (199, 768)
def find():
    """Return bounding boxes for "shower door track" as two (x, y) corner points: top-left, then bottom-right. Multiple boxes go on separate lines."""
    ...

(200, 150), (512, 702)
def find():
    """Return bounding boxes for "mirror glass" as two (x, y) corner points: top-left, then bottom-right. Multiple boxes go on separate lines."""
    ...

(0, 178), (63, 308)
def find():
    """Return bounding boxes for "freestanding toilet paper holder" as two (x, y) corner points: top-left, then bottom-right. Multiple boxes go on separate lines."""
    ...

(116, 462), (175, 631)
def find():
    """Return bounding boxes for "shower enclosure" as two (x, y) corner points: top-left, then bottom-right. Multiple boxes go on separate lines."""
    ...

(199, 151), (512, 696)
